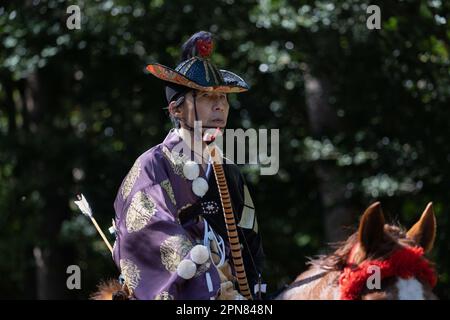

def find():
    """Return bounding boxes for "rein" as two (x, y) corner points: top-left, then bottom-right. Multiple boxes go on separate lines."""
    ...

(284, 272), (328, 291)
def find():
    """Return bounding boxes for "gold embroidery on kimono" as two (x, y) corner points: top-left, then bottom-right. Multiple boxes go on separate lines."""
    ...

(120, 259), (141, 293)
(160, 235), (193, 272)
(126, 191), (157, 233)
(121, 158), (141, 200)
(194, 261), (211, 278)
(160, 179), (176, 206)
(154, 291), (174, 300)
(162, 146), (189, 178)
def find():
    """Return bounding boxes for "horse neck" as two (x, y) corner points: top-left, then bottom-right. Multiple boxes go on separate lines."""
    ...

(280, 267), (342, 300)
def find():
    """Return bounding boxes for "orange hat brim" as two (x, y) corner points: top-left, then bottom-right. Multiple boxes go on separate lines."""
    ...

(146, 63), (249, 93)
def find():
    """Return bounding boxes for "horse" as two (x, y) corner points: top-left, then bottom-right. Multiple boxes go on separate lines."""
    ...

(277, 202), (438, 300)
(91, 202), (438, 300)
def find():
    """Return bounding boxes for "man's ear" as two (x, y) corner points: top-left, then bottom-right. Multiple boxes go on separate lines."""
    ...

(168, 100), (182, 117)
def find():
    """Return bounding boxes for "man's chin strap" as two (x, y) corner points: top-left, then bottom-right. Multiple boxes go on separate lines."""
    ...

(178, 90), (197, 131)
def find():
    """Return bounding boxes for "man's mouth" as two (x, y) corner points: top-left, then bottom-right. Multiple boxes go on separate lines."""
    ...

(211, 119), (225, 125)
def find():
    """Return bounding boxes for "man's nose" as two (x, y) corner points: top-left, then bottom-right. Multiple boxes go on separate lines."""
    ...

(213, 99), (225, 112)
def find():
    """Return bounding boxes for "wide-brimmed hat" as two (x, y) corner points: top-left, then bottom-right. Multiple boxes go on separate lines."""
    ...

(146, 31), (250, 94)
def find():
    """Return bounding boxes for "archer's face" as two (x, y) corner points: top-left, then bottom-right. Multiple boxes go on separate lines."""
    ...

(182, 90), (229, 129)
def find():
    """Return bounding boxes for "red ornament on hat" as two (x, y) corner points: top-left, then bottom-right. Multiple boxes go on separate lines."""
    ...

(196, 39), (213, 58)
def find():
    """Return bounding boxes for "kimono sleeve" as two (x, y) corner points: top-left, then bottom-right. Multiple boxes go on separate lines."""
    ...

(113, 183), (220, 300)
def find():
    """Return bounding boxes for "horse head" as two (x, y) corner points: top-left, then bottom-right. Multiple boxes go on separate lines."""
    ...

(279, 202), (438, 300)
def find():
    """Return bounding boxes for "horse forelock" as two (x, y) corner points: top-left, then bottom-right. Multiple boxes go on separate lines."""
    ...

(308, 224), (416, 272)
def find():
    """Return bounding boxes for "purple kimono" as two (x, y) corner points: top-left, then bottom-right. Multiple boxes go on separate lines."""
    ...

(112, 129), (264, 300)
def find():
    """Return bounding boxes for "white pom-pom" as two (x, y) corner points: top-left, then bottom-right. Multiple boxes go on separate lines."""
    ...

(192, 177), (209, 197)
(190, 245), (209, 265)
(177, 260), (197, 280)
(183, 161), (200, 180)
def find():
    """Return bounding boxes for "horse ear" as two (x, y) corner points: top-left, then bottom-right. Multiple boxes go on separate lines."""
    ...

(406, 202), (436, 253)
(357, 202), (385, 257)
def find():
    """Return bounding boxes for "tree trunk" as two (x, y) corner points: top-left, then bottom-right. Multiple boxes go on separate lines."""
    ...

(26, 70), (73, 299)
(2, 74), (17, 134)
(18, 79), (30, 133)
(304, 68), (354, 243)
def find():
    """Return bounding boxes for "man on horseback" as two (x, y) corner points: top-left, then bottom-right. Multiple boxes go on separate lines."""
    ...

(110, 31), (265, 300)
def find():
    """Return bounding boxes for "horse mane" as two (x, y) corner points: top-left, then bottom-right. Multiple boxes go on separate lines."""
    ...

(307, 223), (417, 272)
(90, 279), (129, 300)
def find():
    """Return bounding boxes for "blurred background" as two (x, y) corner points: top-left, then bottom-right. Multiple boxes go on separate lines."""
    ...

(0, 0), (449, 299)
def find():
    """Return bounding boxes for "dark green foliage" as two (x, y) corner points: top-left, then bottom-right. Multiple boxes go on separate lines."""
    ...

(1, 0), (448, 299)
